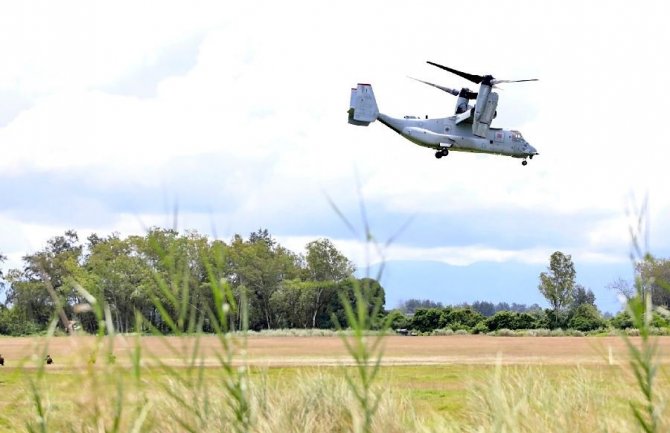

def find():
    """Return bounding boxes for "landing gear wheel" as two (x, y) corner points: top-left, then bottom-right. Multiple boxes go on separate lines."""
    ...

(522, 160), (528, 166)
(435, 151), (442, 159)
(441, 149), (449, 156)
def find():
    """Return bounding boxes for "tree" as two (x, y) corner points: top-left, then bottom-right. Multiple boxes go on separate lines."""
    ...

(84, 233), (154, 333)
(570, 285), (596, 309)
(304, 238), (355, 282)
(635, 257), (670, 307)
(397, 299), (443, 314)
(0, 252), (6, 305)
(470, 301), (495, 317)
(330, 278), (386, 329)
(4, 230), (84, 332)
(0, 252), (6, 276)
(539, 251), (577, 328)
(228, 230), (301, 330)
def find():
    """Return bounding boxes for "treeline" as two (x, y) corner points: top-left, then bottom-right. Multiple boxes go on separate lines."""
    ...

(0, 229), (384, 335)
(397, 299), (543, 316)
(388, 289), (606, 333)
(387, 303), (670, 335)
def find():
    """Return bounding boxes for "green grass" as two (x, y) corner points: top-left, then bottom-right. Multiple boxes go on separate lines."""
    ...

(3, 357), (669, 432)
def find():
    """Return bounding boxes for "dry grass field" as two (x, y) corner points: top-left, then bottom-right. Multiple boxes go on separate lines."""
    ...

(2, 334), (670, 432)
(3, 334), (670, 367)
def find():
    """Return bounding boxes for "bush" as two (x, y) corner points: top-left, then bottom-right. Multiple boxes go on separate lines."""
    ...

(651, 311), (670, 328)
(610, 311), (634, 329)
(410, 308), (443, 332)
(441, 307), (484, 329)
(0, 308), (44, 336)
(385, 309), (410, 330)
(522, 328), (551, 337)
(486, 311), (520, 331)
(515, 312), (538, 330)
(568, 304), (605, 331)
(472, 321), (489, 335)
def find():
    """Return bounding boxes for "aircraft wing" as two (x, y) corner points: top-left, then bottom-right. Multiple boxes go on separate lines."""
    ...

(454, 109), (472, 125)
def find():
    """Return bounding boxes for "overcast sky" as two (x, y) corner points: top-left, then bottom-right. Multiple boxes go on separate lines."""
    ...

(1, 1), (669, 292)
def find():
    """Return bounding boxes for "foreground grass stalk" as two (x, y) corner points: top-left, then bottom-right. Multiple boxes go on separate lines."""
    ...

(624, 276), (661, 433)
(26, 320), (58, 433)
(623, 201), (664, 433)
(335, 280), (389, 433)
(144, 241), (252, 433)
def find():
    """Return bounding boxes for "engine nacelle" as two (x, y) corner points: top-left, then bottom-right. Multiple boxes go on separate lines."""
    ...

(473, 89), (498, 137)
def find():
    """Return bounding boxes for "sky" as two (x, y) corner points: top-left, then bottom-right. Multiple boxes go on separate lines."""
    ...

(1, 0), (669, 311)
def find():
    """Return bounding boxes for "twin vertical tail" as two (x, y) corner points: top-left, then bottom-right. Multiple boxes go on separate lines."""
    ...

(348, 83), (379, 126)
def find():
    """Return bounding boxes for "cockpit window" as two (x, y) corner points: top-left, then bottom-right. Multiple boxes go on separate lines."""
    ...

(511, 131), (523, 141)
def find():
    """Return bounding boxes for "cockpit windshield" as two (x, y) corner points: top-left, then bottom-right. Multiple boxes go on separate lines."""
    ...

(511, 131), (524, 141)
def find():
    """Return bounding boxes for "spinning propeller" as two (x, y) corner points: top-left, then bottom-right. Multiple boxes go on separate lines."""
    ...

(426, 61), (538, 87)
(409, 77), (478, 100)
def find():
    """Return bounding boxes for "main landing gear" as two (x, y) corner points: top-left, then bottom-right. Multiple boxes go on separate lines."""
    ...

(435, 149), (449, 159)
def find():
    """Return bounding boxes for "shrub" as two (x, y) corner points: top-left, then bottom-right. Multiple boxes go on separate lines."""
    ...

(486, 311), (518, 331)
(514, 312), (537, 330)
(410, 308), (443, 332)
(441, 307), (484, 329)
(525, 328), (551, 337)
(385, 309), (410, 330)
(568, 304), (605, 332)
(651, 311), (670, 328)
(610, 311), (634, 329)
(0, 308), (43, 336)
(472, 320), (489, 335)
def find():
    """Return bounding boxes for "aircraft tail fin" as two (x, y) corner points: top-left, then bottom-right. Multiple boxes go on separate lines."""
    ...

(348, 84), (379, 126)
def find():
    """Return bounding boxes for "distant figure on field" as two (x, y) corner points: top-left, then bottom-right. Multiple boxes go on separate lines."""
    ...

(45, 355), (53, 365)
(0, 354), (4, 366)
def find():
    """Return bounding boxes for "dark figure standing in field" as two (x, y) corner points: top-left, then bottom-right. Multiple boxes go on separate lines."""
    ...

(45, 355), (53, 365)
(0, 354), (4, 366)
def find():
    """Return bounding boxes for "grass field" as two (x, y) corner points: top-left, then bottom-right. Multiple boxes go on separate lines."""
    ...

(1, 335), (670, 432)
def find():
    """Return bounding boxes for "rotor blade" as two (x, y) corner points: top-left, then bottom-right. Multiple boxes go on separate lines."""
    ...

(408, 76), (459, 96)
(426, 61), (484, 84)
(491, 78), (539, 85)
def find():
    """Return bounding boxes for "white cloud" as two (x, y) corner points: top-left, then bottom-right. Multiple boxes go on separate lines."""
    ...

(1, 0), (670, 276)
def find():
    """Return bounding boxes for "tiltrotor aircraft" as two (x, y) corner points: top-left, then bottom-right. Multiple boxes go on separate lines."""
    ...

(348, 61), (538, 165)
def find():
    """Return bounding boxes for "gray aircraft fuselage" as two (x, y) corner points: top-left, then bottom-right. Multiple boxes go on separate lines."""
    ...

(377, 113), (537, 159)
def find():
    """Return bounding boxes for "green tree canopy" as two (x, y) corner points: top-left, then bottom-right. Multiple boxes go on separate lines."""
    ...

(539, 251), (577, 327)
(636, 257), (670, 307)
(304, 238), (355, 282)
